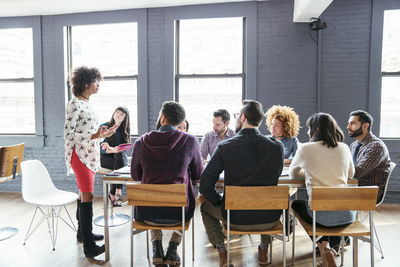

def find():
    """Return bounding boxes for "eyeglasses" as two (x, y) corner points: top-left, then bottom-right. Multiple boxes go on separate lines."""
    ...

(233, 113), (240, 119)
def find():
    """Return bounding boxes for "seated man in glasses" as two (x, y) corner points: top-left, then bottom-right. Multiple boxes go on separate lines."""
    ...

(200, 100), (284, 267)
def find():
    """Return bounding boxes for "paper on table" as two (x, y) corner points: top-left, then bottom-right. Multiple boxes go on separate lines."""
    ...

(281, 167), (289, 176)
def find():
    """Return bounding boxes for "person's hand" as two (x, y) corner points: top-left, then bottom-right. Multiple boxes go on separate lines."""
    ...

(101, 142), (110, 150)
(106, 146), (123, 154)
(102, 123), (119, 138)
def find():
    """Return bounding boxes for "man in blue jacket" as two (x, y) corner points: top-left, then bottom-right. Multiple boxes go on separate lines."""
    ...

(131, 101), (203, 267)
(200, 100), (284, 267)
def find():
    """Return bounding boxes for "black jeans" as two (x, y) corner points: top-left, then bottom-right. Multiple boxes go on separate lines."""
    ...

(292, 200), (350, 245)
(101, 152), (127, 195)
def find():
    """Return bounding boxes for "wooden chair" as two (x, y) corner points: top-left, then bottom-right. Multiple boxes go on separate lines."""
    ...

(293, 186), (379, 267)
(127, 184), (194, 267)
(225, 185), (290, 267)
(0, 143), (24, 182)
(0, 143), (24, 241)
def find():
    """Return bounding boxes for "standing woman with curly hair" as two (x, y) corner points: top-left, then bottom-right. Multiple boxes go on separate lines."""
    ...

(64, 66), (118, 258)
(265, 105), (301, 165)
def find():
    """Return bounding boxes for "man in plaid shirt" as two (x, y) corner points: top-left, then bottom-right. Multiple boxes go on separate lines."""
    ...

(347, 110), (391, 203)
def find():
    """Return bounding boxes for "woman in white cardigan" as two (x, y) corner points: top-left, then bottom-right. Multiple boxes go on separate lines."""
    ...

(289, 113), (355, 267)
(64, 66), (118, 258)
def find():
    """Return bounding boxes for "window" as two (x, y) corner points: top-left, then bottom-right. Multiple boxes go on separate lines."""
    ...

(380, 9), (400, 138)
(66, 22), (138, 135)
(175, 17), (245, 135)
(0, 28), (35, 134)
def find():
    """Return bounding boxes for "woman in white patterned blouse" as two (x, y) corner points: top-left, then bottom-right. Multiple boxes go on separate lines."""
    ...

(64, 66), (118, 259)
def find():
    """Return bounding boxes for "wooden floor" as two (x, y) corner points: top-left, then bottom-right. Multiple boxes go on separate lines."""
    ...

(1, 191), (399, 267)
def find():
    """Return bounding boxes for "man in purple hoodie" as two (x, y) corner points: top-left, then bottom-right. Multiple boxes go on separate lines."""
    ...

(131, 101), (203, 267)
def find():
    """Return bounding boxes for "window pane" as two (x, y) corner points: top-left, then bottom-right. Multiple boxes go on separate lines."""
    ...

(179, 78), (242, 135)
(0, 82), (35, 133)
(380, 76), (400, 137)
(90, 79), (138, 135)
(179, 17), (243, 74)
(71, 23), (138, 76)
(0, 28), (33, 79)
(382, 10), (400, 72)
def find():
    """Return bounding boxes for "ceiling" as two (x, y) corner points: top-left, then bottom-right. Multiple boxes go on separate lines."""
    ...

(0, 0), (260, 17)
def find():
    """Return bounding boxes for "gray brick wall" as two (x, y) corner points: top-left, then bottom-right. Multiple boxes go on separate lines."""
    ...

(2, 0), (399, 203)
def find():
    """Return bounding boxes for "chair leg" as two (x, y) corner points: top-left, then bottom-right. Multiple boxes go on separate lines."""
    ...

(372, 222), (384, 259)
(45, 207), (61, 250)
(352, 237), (358, 267)
(23, 207), (46, 246)
(270, 237), (273, 264)
(312, 211), (317, 267)
(182, 207), (186, 267)
(227, 210), (230, 267)
(146, 230), (150, 260)
(192, 217), (195, 261)
(283, 208), (286, 267)
(61, 205), (76, 232)
(292, 212), (296, 266)
(369, 211), (375, 267)
(130, 209), (134, 267)
(340, 236), (344, 267)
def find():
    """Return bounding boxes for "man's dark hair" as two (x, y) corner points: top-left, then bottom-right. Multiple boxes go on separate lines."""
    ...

(350, 110), (373, 131)
(213, 109), (230, 123)
(307, 113), (344, 148)
(161, 101), (186, 126)
(240, 100), (264, 127)
(69, 66), (102, 97)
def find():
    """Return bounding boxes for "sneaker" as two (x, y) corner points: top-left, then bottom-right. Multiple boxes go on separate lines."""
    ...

(258, 246), (269, 265)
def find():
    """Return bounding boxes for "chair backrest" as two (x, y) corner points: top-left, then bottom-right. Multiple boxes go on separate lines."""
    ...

(127, 184), (187, 207)
(225, 185), (289, 210)
(377, 161), (396, 207)
(310, 186), (378, 211)
(21, 160), (58, 202)
(0, 143), (24, 179)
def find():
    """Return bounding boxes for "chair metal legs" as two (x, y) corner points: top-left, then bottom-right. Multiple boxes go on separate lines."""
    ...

(369, 211), (375, 267)
(23, 205), (76, 250)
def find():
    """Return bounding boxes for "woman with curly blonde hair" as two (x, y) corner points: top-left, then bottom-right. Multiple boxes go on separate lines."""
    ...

(265, 105), (301, 164)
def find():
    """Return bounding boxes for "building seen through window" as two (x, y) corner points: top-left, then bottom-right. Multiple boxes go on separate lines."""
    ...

(66, 22), (138, 135)
(381, 9), (400, 137)
(176, 17), (244, 135)
(0, 28), (35, 134)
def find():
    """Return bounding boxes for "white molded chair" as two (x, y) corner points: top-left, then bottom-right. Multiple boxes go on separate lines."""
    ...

(21, 160), (78, 250)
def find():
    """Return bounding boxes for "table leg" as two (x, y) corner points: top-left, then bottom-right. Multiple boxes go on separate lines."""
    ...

(104, 182), (110, 261)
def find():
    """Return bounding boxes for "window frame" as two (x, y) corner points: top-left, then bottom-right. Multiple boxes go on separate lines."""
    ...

(174, 17), (246, 103)
(164, 2), (257, 104)
(369, 1), (400, 145)
(54, 9), (148, 137)
(0, 16), (44, 146)
(64, 23), (140, 135)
